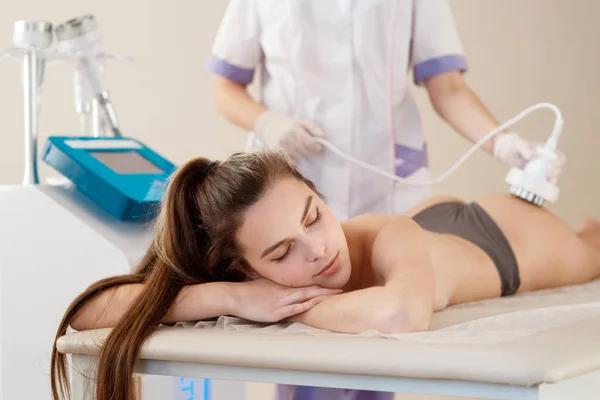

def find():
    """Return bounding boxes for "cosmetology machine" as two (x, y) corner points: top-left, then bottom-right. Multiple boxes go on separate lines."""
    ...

(0, 16), (211, 400)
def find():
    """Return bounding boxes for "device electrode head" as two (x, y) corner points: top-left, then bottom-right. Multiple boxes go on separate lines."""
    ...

(54, 14), (102, 55)
(506, 144), (563, 206)
(54, 15), (99, 41)
(12, 20), (53, 50)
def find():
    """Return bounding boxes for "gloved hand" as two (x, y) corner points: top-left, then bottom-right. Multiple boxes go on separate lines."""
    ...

(253, 110), (324, 161)
(493, 132), (566, 183)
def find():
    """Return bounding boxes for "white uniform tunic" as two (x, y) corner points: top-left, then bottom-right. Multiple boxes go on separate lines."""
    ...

(207, 0), (467, 221)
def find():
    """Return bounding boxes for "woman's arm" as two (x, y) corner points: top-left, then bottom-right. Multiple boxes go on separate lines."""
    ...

(213, 76), (266, 131)
(70, 282), (233, 331)
(70, 279), (341, 331)
(424, 70), (505, 154)
(289, 217), (435, 334)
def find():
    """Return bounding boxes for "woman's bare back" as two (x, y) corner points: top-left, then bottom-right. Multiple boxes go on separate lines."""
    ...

(341, 209), (503, 310)
(343, 193), (600, 311)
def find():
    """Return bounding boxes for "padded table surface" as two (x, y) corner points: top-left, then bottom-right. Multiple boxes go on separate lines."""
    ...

(57, 279), (600, 387)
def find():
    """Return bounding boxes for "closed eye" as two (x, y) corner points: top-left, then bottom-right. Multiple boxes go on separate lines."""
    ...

(273, 245), (291, 263)
(272, 208), (321, 263)
(308, 207), (322, 227)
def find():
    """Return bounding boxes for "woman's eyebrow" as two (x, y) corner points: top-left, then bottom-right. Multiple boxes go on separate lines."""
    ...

(300, 195), (313, 223)
(260, 196), (313, 258)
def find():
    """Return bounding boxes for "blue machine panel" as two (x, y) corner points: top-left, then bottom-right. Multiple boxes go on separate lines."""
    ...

(42, 136), (177, 221)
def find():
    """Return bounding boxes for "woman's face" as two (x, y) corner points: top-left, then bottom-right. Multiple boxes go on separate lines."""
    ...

(236, 177), (351, 289)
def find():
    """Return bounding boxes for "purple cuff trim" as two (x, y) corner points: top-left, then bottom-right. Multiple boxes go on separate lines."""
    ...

(206, 54), (255, 85)
(395, 143), (428, 178)
(413, 54), (467, 84)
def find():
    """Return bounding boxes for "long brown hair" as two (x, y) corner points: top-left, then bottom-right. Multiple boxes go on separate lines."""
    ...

(50, 150), (318, 400)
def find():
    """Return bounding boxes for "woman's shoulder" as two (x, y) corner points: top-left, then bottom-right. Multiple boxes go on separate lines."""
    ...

(341, 213), (391, 238)
(341, 214), (427, 287)
(341, 214), (418, 254)
(342, 213), (415, 233)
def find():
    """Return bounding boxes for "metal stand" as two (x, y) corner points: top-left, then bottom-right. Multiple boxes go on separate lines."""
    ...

(13, 20), (53, 185)
(22, 50), (40, 184)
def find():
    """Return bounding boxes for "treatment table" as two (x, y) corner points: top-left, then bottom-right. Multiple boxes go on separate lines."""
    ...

(57, 279), (600, 399)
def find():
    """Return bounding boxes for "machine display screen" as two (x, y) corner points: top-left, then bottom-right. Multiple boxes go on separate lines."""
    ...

(89, 150), (165, 174)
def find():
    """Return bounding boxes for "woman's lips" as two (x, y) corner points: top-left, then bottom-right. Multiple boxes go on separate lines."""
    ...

(317, 252), (339, 277)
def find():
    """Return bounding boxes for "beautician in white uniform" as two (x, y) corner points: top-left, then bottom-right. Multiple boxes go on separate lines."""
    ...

(206, 1), (562, 399)
(206, 0), (557, 222)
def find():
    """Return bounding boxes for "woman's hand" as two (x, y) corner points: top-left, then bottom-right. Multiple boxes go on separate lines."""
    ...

(226, 279), (342, 323)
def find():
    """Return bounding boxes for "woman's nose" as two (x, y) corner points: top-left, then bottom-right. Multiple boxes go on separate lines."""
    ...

(307, 238), (326, 262)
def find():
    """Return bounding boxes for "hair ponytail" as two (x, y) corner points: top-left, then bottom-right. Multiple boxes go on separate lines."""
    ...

(51, 158), (217, 400)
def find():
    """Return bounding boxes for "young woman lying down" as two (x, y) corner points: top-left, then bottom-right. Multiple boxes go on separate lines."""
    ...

(51, 150), (600, 400)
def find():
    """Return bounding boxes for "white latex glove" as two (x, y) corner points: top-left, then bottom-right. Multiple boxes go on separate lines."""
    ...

(253, 110), (324, 161)
(493, 132), (566, 183)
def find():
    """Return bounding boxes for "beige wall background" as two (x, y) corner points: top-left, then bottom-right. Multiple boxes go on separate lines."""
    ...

(0, 1), (598, 399)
